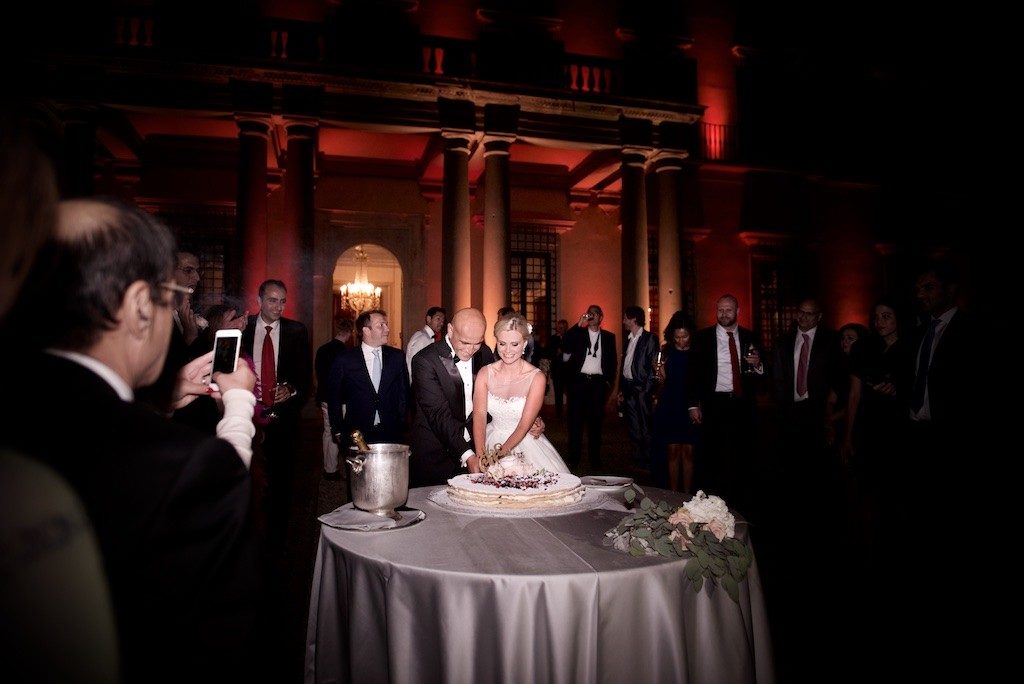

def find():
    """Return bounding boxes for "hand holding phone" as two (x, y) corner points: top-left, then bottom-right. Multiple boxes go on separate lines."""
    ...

(212, 329), (242, 376)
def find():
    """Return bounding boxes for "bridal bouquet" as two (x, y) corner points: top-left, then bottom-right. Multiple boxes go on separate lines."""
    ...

(604, 490), (753, 603)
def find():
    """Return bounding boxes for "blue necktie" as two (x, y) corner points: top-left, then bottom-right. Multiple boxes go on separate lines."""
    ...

(911, 319), (939, 412)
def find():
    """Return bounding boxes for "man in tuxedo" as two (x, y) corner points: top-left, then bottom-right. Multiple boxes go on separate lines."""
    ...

(772, 298), (845, 486)
(2, 198), (262, 682)
(618, 305), (659, 468)
(564, 304), (617, 470)
(327, 309), (409, 449)
(687, 294), (763, 512)
(409, 307), (494, 486)
(405, 305), (446, 377)
(242, 279), (311, 555)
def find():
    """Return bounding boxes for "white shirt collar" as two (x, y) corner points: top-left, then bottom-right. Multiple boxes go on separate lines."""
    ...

(47, 349), (134, 401)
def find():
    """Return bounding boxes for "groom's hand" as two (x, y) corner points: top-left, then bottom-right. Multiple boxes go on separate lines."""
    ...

(467, 455), (482, 473)
(529, 416), (545, 438)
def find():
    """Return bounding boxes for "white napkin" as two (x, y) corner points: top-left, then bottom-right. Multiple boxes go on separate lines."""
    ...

(319, 503), (424, 531)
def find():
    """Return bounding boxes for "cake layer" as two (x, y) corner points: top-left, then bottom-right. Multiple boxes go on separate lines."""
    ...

(446, 472), (584, 509)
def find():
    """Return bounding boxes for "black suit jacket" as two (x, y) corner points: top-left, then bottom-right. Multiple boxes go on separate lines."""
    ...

(564, 325), (617, 386)
(326, 344), (409, 446)
(409, 339), (494, 486)
(772, 327), (844, 409)
(909, 309), (979, 425)
(2, 353), (261, 682)
(621, 329), (660, 394)
(688, 325), (760, 408)
(242, 316), (311, 419)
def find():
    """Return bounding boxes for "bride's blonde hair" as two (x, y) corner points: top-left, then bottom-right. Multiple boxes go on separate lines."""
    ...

(494, 312), (530, 339)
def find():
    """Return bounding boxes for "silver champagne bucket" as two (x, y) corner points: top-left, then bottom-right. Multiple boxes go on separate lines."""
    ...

(346, 443), (411, 519)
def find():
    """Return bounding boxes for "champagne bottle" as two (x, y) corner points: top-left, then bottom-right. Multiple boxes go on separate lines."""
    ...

(351, 430), (370, 452)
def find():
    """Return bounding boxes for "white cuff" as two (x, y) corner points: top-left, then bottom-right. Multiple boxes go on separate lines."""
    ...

(217, 388), (257, 469)
(459, 449), (475, 467)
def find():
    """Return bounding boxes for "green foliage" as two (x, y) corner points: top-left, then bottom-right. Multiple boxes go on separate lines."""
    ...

(603, 496), (752, 605)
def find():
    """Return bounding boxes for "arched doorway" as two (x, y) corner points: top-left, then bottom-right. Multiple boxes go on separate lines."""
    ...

(332, 244), (405, 347)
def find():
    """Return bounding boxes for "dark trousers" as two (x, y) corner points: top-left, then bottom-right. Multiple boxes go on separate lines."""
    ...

(621, 379), (653, 466)
(260, 414), (300, 559)
(700, 393), (755, 514)
(567, 375), (609, 469)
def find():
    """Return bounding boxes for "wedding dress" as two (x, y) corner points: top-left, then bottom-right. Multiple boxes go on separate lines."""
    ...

(485, 364), (571, 473)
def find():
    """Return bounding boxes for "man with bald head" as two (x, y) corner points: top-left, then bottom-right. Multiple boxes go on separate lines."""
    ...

(2, 198), (262, 682)
(409, 307), (495, 486)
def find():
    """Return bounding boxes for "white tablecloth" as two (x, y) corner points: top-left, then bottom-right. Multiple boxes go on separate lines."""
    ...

(304, 486), (774, 683)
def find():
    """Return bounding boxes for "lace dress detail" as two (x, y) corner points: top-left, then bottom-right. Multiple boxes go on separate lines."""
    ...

(485, 364), (571, 474)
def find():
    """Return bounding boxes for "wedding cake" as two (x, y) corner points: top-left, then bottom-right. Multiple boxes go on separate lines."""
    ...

(446, 468), (584, 509)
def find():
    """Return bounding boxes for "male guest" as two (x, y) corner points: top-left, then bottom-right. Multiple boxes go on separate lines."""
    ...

(618, 305), (659, 468)
(406, 305), (446, 377)
(772, 298), (844, 487)
(327, 309), (409, 449)
(242, 279), (311, 552)
(2, 198), (262, 682)
(315, 317), (354, 479)
(564, 304), (617, 470)
(688, 294), (762, 512)
(548, 318), (569, 417)
(409, 307), (493, 486)
(907, 262), (979, 494)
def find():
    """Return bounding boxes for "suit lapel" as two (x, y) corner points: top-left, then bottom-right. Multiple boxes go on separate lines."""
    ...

(441, 345), (464, 408)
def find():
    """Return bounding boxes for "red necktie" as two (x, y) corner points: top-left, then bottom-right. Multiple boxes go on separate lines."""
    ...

(796, 333), (810, 397)
(727, 331), (743, 398)
(261, 325), (276, 406)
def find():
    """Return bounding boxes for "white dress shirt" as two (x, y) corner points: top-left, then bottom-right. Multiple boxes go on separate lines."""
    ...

(792, 326), (817, 401)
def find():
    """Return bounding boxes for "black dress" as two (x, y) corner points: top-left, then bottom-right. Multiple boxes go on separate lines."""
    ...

(651, 347), (699, 487)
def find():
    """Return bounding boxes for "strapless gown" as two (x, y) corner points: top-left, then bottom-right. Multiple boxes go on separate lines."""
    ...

(485, 392), (571, 474)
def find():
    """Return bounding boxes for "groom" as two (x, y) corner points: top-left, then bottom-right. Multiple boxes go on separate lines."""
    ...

(409, 307), (494, 486)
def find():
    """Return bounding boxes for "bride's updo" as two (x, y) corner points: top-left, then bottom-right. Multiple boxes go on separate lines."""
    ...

(494, 312), (530, 340)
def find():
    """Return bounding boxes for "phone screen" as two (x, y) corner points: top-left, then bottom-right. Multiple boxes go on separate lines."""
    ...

(213, 336), (240, 374)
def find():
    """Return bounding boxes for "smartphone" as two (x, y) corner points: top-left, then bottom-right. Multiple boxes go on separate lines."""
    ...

(212, 329), (242, 375)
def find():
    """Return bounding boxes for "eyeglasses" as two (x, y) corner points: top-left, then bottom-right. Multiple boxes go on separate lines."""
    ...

(176, 266), (201, 276)
(159, 282), (193, 308)
(796, 310), (820, 317)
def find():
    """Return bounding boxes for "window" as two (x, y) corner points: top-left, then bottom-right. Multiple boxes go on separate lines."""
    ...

(511, 226), (559, 344)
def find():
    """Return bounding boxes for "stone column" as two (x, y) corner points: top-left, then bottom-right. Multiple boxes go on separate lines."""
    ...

(441, 131), (474, 313)
(620, 146), (650, 314)
(481, 132), (515, 333)
(234, 116), (270, 300)
(653, 151), (688, 318)
(283, 118), (318, 329)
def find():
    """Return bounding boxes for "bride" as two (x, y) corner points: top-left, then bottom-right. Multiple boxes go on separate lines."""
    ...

(470, 314), (571, 474)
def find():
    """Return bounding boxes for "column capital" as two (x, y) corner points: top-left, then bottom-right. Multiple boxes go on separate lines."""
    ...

(442, 130), (475, 155)
(621, 146), (653, 168)
(284, 117), (319, 140)
(482, 134), (515, 157)
(650, 149), (689, 172)
(739, 231), (793, 248)
(235, 116), (271, 139)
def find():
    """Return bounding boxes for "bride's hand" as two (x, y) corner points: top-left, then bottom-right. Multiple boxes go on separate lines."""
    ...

(529, 416), (545, 438)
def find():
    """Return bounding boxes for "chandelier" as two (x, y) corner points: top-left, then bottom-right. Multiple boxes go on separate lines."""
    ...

(340, 245), (381, 313)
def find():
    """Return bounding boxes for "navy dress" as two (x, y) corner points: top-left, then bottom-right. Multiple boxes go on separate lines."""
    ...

(652, 347), (699, 486)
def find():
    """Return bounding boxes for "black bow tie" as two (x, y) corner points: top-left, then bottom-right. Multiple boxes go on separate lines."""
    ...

(452, 353), (460, 363)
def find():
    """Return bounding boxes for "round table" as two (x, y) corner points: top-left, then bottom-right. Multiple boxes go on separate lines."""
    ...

(304, 486), (774, 683)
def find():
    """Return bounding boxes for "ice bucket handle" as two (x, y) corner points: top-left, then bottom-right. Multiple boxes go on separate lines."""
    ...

(345, 454), (366, 474)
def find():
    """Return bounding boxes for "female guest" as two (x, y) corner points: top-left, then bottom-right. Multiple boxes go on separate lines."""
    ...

(825, 322), (869, 446)
(652, 312), (700, 493)
(841, 300), (909, 480)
